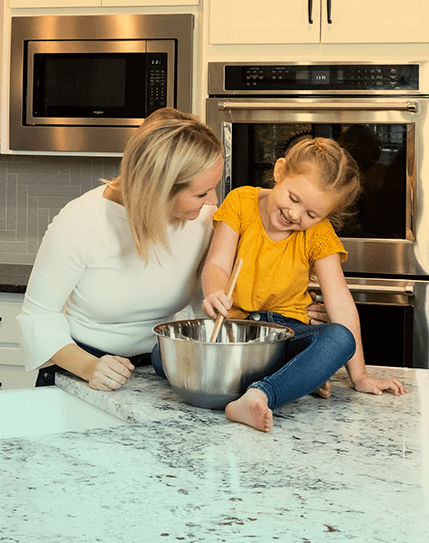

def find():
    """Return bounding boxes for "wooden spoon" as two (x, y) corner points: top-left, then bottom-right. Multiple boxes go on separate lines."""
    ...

(210, 257), (243, 343)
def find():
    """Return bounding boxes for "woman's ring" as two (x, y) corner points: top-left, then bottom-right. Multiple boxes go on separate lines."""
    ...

(106, 377), (112, 387)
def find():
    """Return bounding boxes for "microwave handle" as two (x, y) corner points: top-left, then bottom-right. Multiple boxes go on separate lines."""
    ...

(309, 282), (414, 296)
(217, 101), (418, 113)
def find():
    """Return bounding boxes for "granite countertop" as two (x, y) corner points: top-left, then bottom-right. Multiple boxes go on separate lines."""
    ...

(0, 264), (32, 292)
(1, 365), (428, 543)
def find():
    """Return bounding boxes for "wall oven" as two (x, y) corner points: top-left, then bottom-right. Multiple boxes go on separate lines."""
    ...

(9, 14), (194, 153)
(206, 61), (429, 369)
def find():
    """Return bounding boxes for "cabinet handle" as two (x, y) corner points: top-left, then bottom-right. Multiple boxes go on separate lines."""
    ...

(327, 0), (332, 24)
(308, 0), (313, 24)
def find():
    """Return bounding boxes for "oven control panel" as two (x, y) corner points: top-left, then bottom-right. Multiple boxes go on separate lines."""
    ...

(223, 64), (419, 92)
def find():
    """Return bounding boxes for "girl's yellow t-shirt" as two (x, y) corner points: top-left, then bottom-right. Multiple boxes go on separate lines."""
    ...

(213, 186), (347, 324)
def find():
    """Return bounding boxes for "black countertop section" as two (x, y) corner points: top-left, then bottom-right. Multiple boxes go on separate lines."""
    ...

(0, 264), (32, 292)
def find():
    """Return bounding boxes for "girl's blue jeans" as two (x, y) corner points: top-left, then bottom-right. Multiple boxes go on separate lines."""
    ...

(151, 312), (356, 411)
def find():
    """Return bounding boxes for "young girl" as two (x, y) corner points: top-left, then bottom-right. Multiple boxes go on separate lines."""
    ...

(202, 137), (409, 433)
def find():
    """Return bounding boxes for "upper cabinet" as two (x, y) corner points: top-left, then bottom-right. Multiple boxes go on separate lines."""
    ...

(323, 0), (429, 44)
(209, 0), (429, 44)
(8, 0), (198, 7)
(8, 0), (100, 6)
(102, 0), (199, 5)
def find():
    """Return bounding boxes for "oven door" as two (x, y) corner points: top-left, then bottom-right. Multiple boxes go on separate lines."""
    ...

(309, 278), (429, 369)
(206, 97), (429, 277)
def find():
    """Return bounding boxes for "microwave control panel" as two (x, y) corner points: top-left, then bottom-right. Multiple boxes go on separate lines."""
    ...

(147, 53), (168, 114)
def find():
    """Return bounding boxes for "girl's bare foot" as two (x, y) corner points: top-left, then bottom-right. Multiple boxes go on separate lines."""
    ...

(225, 388), (273, 432)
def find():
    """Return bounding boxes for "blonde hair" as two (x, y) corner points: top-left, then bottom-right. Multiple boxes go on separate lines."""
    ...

(119, 108), (222, 263)
(276, 137), (361, 230)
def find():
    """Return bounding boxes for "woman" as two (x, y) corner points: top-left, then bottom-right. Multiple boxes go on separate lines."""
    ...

(18, 108), (223, 390)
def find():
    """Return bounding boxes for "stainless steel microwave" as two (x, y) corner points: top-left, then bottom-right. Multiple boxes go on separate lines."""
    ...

(9, 14), (194, 154)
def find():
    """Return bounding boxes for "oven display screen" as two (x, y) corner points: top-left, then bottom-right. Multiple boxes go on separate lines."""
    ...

(312, 70), (330, 85)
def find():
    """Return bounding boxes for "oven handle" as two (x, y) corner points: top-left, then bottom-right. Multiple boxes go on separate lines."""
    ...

(309, 282), (414, 296)
(217, 101), (418, 113)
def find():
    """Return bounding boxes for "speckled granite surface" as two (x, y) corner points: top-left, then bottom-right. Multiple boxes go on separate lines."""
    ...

(1, 366), (428, 543)
(0, 264), (32, 291)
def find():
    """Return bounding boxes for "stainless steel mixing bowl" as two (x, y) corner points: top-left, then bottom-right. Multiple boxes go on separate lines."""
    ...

(153, 318), (294, 409)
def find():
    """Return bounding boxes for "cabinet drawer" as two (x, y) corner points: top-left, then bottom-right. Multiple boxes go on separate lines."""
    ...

(0, 364), (37, 390)
(0, 345), (25, 366)
(0, 293), (24, 346)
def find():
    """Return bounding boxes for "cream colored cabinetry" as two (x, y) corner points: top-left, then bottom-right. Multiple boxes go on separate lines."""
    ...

(8, 0), (100, 6)
(8, 0), (198, 7)
(0, 293), (37, 390)
(102, 0), (199, 5)
(209, 0), (429, 44)
(210, 0), (320, 44)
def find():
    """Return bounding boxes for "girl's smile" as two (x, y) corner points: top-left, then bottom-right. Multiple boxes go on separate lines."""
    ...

(260, 164), (339, 240)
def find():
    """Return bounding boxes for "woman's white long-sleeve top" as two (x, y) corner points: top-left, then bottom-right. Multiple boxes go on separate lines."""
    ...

(17, 185), (215, 372)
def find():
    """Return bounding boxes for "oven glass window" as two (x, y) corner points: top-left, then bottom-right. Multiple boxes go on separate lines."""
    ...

(230, 123), (413, 240)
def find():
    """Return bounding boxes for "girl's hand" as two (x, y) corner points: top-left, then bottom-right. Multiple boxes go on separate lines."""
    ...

(202, 291), (232, 320)
(312, 380), (331, 399)
(88, 354), (135, 391)
(352, 374), (409, 396)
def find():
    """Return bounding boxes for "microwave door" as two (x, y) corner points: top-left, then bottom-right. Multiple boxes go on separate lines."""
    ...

(26, 40), (175, 127)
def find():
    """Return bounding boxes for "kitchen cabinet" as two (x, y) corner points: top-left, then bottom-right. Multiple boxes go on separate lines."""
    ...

(8, 0), (100, 6)
(209, 0), (429, 44)
(8, 0), (198, 7)
(102, 0), (199, 5)
(0, 293), (37, 390)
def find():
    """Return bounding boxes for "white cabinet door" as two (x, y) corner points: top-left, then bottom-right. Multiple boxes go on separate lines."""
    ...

(0, 293), (36, 390)
(209, 0), (428, 45)
(9, 0), (197, 6)
(0, 293), (24, 347)
(8, 0), (100, 6)
(102, 0), (198, 5)
(0, 364), (37, 390)
(321, 0), (429, 44)
(209, 0), (321, 44)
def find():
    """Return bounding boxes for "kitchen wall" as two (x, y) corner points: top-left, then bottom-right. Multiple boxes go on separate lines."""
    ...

(0, 3), (201, 266)
(1, 0), (428, 267)
(0, 154), (120, 265)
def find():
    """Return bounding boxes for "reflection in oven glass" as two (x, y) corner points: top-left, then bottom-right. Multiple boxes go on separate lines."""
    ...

(231, 123), (411, 240)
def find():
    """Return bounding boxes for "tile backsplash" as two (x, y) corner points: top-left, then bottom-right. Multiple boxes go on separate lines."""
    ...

(0, 155), (121, 265)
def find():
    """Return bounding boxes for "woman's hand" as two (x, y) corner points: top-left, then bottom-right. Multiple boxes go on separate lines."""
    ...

(352, 374), (409, 396)
(306, 292), (330, 325)
(88, 354), (135, 391)
(202, 291), (232, 320)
